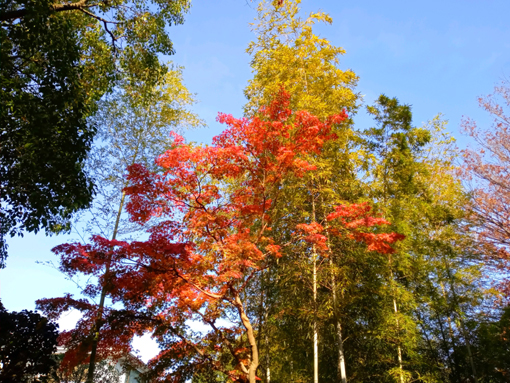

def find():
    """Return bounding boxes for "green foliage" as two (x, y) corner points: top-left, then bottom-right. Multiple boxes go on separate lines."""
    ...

(0, 0), (190, 266)
(363, 94), (432, 201)
(358, 97), (495, 383)
(0, 0), (94, 267)
(470, 306), (510, 382)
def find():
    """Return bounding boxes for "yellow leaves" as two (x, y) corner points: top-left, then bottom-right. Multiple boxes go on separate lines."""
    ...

(245, 0), (359, 119)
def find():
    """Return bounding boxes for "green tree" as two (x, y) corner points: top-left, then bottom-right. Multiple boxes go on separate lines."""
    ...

(360, 96), (440, 382)
(469, 306), (510, 382)
(0, 301), (59, 383)
(358, 97), (493, 383)
(0, 0), (190, 267)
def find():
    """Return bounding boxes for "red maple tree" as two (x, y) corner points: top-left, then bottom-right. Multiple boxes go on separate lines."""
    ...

(39, 90), (405, 382)
(120, 90), (346, 382)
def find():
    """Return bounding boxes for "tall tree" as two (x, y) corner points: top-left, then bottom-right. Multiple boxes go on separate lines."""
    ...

(37, 68), (202, 382)
(0, 0), (191, 266)
(358, 96), (491, 383)
(459, 80), (510, 382)
(244, 1), (360, 380)
(362, 95), (431, 382)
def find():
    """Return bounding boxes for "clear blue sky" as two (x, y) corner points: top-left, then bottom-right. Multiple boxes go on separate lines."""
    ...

(1, 0), (509, 360)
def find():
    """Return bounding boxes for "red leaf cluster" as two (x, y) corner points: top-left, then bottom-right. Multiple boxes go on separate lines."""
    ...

(327, 202), (405, 254)
(293, 202), (404, 255)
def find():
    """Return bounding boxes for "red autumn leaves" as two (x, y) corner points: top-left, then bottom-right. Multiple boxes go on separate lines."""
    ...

(295, 203), (404, 254)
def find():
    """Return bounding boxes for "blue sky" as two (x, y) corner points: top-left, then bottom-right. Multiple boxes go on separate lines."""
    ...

(1, 0), (509, 361)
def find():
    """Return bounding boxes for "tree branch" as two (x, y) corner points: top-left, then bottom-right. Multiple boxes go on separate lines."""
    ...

(1, 0), (98, 22)
(78, 8), (118, 48)
(168, 259), (225, 300)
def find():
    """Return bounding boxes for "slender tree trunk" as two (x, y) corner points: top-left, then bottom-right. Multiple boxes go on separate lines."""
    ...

(331, 266), (347, 383)
(388, 256), (404, 383)
(86, 191), (126, 383)
(392, 297), (404, 383)
(256, 272), (265, 381)
(313, 253), (318, 383)
(312, 197), (319, 383)
(334, 296), (347, 382)
(260, 271), (271, 383)
(321, 193), (347, 383)
(265, 329), (270, 383)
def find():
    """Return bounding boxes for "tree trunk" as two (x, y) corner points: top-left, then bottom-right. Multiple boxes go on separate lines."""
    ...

(393, 297), (404, 383)
(313, 253), (318, 383)
(266, 329), (270, 383)
(86, 191), (126, 383)
(331, 269), (347, 383)
(312, 197), (319, 383)
(388, 255), (404, 383)
(322, 195), (347, 383)
(234, 293), (259, 383)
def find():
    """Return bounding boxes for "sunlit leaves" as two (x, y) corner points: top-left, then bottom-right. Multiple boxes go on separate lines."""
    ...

(245, 0), (358, 119)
